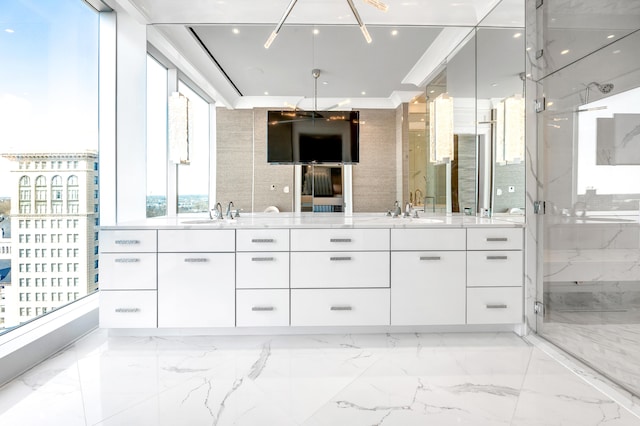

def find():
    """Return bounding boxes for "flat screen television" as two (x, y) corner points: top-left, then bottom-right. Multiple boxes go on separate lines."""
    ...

(267, 110), (359, 164)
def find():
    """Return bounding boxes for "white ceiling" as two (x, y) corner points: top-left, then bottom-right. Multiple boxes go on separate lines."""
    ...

(111, 0), (525, 109)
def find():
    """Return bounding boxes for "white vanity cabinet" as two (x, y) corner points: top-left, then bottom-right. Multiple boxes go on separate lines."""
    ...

(99, 229), (158, 328)
(390, 229), (466, 325)
(466, 228), (524, 324)
(290, 228), (390, 326)
(235, 229), (290, 327)
(157, 230), (235, 328)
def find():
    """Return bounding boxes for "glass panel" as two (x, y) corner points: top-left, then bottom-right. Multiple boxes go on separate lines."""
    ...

(0, 0), (99, 332)
(476, 27), (525, 215)
(540, 2), (640, 76)
(177, 81), (210, 214)
(540, 28), (640, 395)
(146, 55), (168, 217)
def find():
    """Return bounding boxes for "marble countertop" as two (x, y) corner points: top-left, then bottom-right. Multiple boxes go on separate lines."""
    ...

(101, 212), (525, 230)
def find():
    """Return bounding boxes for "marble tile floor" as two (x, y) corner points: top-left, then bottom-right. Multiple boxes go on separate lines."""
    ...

(1, 330), (640, 426)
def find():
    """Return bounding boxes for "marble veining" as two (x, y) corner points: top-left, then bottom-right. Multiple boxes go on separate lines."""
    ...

(1, 330), (639, 425)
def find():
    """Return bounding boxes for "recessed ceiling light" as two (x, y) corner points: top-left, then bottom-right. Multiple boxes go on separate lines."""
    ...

(560, 49), (570, 55)
(526, 46), (532, 51)
(391, 29), (398, 36)
(513, 32), (522, 39)
(547, 101), (554, 106)
(429, 90), (435, 93)
(5, 28), (14, 33)
(361, 91), (366, 95)
(322, 81), (328, 85)
(607, 34), (615, 39)
(232, 28), (239, 34)
(264, 91), (269, 95)
(420, 118), (425, 121)
(491, 83), (498, 87)
(613, 49), (621, 54)
(313, 28), (320, 35)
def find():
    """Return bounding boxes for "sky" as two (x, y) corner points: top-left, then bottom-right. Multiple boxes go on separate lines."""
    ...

(0, 0), (99, 197)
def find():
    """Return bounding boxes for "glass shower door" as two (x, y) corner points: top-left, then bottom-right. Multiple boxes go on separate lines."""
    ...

(537, 28), (640, 396)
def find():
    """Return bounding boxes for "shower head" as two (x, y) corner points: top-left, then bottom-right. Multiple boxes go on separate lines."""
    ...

(588, 81), (614, 93)
(583, 81), (615, 104)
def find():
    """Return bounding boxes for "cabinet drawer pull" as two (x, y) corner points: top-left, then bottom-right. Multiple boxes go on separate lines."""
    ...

(486, 255), (508, 260)
(330, 306), (353, 311)
(486, 237), (508, 242)
(420, 256), (441, 261)
(251, 257), (275, 262)
(184, 258), (209, 263)
(251, 306), (275, 312)
(330, 238), (352, 243)
(330, 256), (352, 261)
(115, 308), (141, 313)
(114, 258), (140, 263)
(485, 304), (508, 309)
(251, 238), (275, 243)
(115, 239), (140, 245)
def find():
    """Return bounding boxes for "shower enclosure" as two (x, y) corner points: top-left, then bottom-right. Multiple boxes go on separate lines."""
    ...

(532, 1), (640, 397)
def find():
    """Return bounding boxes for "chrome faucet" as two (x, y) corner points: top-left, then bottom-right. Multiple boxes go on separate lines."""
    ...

(210, 202), (223, 220)
(226, 201), (235, 219)
(404, 202), (412, 218)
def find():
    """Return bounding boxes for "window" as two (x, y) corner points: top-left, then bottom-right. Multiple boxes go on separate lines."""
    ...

(177, 81), (210, 214)
(146, 55), (168, 218)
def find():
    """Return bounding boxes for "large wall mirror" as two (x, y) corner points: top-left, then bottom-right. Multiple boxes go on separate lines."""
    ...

(411, 2), (525, 216)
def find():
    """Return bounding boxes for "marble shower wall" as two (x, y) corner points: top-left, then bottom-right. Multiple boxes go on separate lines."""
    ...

(531, 0), (640, 396)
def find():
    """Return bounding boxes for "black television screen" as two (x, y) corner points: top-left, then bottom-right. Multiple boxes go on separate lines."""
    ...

(267, 110), (359, 164)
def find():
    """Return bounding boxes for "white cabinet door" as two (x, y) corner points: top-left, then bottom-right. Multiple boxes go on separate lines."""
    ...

(391, 251), (466, 325)
(236, 252), (289, 289)
(157, 253), (235, 327)
(291, 289), (390, 326)
(467, 287), (523, 324)
(100, 253), (157, 290)
(290, 251), (390, 288)
(100, 290), (157, 328)
(236, 289), (289, 327)
(467, 251), (523, 287)
(291, 229), (389, 251)
(390, 229), (466, 251)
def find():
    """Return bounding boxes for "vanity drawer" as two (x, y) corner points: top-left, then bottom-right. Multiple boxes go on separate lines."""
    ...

(236, 252), (289, 289)
(236, 289), (289, 327)
(467, 287), (522, 324)
(100, 253), (157, 290)
(467, 251), (523, 287)
(291, 229), (389, 251)
(467, 228), (523, 250)
(290, 251), (390, 288)
(236, 229), (289, 252)
(100, 229), (157, 253)
(391, 229), (466, 251)
(158, 229), (235, 253)
(291, 288), (390, 326)
(100, 290), (157, 328)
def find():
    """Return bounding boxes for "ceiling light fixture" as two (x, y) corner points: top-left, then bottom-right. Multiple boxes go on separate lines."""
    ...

(264, 0), (387, 48)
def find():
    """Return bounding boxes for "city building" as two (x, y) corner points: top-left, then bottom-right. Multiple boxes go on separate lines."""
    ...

(1, 152), (99, 327)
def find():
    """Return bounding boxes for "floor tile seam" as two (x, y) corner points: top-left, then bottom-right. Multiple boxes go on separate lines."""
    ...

(506, 344), (536, 425)
(72, 343), (91, 426)
(523, 333), (640, 420)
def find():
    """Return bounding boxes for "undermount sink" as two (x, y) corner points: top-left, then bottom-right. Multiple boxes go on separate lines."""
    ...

(408, 218), (442, 223)
(181, 219), (237, 224)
